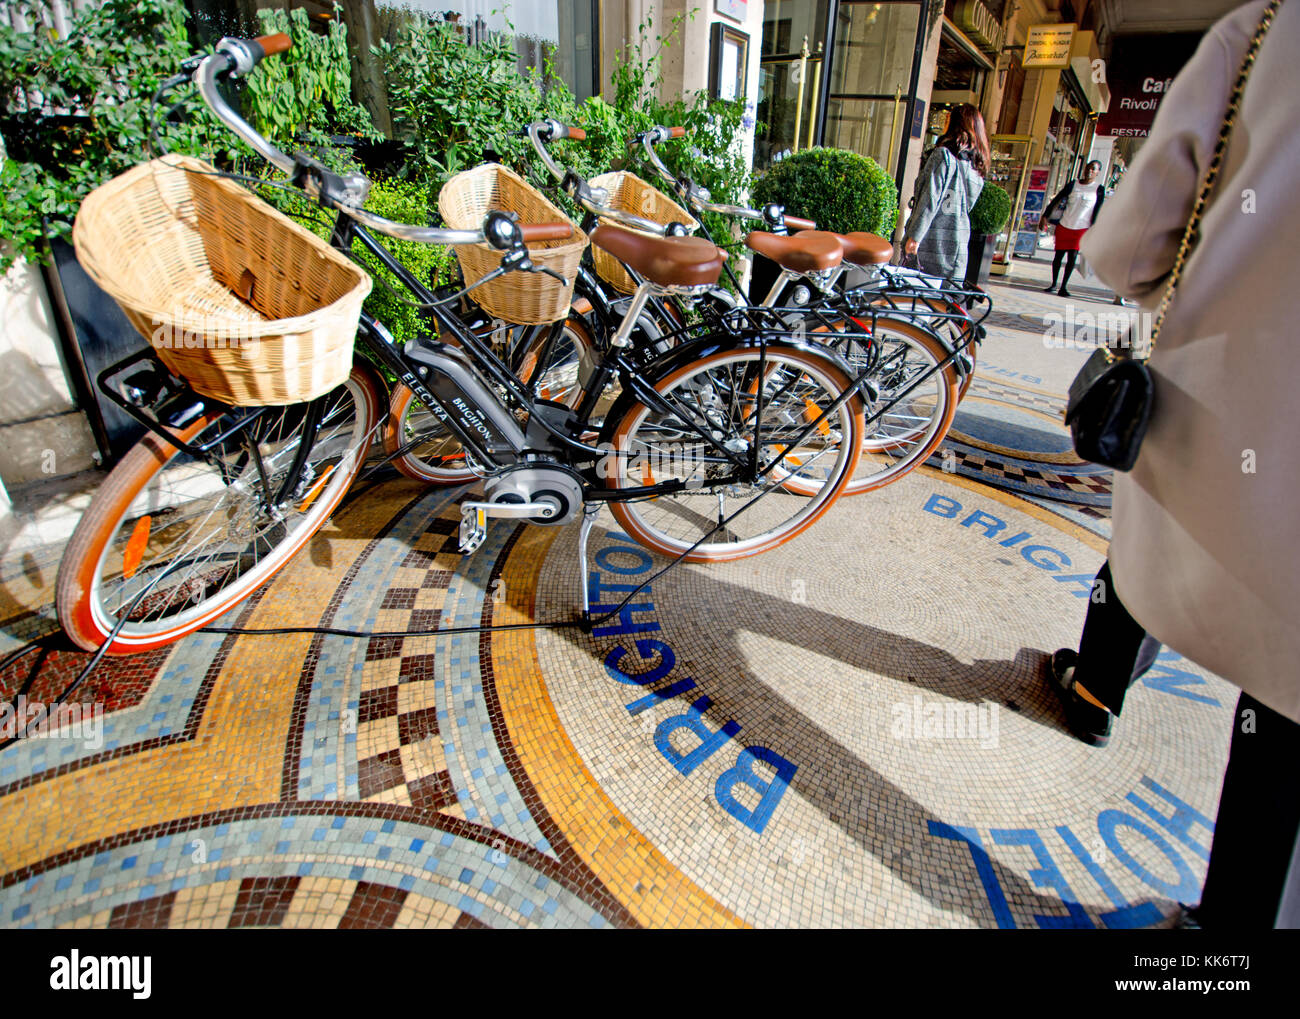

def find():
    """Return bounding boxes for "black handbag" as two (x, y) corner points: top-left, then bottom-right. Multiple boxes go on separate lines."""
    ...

(1065, 347), (1153, 471)
(1064, 0), (1277, 472)
(1045, 182), (1069, 225)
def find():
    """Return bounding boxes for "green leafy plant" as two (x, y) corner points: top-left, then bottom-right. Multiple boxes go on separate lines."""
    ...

(751, 147), (900, 237)
(969, 180), (1012, 236)
(349, 178), (457, 347)
(376, 15), (549, 188)
(242, 4), (379, 160)
(0, 0), (223, 269)
(370, 9), (750, 244)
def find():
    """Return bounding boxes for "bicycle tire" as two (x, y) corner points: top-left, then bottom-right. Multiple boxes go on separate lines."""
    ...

(56, 363), (383, 655)
(600, 342), (864, 562)
(785, 315), (959, 497)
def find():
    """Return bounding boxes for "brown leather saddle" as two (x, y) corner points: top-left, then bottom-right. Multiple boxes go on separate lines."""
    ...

(589, 224), (726, 288)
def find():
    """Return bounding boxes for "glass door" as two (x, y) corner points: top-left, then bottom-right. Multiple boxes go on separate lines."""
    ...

(820, 1), (923, 181)
(755, 0), (830, 167)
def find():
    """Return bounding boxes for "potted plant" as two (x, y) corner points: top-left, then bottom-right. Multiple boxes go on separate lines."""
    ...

(965, 181), (1011, 287)
(749, 146), (900, 300)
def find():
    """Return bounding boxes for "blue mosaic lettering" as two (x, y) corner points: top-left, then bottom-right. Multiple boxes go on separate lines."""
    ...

(587, 572), (646, 608)
(991, 827), (1092, 928)
(1021, 545), (1070, 572)
(923, 494), (962, 518)
(927, 822), (1015, 929)
(999, 531), (1032, 547)
(655, 696), (741, 776)
(595, 545), (654, 575)
(591, 603), (662, 638)
(604, 640), (676, 686)
(1052, 573), (1099, 597)
(1140, 651), (1221, 706)
(962, 510), (1006, 539)
(625, 677), (699, 715)
(1125, 776), (1214, 862)
(1055, 824), (1162, 928)
(1097, 809), (1200, 902)
(716, 747), (797, 835)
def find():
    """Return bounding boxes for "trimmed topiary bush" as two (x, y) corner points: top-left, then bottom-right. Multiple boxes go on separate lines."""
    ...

(969, 181), (1012, 236)
(751, 147), (899, 237)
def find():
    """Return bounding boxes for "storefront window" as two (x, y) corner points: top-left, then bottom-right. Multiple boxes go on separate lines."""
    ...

(755, 0), (831, 166)
(822, 97), (903, 167)
(820, 1), (922, 178)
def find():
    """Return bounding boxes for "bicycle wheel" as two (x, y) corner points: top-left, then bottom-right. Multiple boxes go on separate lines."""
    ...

(601, 343), (863, 561)
(781, 315), (958, 497)
(56, 363), (383, 654)
(866, 292), (976, 401)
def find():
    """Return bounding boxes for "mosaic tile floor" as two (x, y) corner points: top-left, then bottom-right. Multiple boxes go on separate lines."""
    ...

(0, 462), (1235, 928)
(0, 268), (1235, 927)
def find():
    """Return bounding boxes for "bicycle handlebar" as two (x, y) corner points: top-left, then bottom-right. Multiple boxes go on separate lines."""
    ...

(526, 119), (673, 236)
(192, 38), (571, 249)
(631, 126), (820, 230)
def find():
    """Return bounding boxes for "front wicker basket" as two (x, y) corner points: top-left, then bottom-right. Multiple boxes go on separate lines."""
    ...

(438, 163), (587, 326)
(73, 155), (371, 407)
(588, 171), (700, 295)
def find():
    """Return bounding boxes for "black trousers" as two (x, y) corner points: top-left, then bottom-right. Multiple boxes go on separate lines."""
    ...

(1072, 559), (1162, 715)
(1198, 693), (1300, 927)
(1075, 561), (1300, 926)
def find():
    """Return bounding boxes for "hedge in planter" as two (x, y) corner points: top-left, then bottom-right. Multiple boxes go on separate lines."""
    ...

(751, 148), (900, 237)
(970, 181), (1012, 237)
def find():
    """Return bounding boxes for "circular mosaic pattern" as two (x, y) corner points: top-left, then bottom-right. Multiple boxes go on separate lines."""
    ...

(533, 469), (1235, 928)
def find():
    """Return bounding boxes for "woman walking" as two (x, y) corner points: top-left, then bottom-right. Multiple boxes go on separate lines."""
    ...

(902, 104), (988, 280)
(1041, 159), (1106, 296)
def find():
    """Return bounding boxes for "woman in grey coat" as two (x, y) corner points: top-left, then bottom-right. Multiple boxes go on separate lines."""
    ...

(902, 104), (988, 279)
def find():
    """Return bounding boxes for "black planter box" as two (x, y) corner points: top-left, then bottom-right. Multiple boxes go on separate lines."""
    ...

(965, 233), (995, 288)
(41, 236), (148, 466)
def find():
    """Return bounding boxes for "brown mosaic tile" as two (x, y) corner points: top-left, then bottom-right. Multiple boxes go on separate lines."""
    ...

(407, 770), (456, 812)
(107, 890), (178, 929)
(338, 881), (407, 929)
(229, 876), (301, 928)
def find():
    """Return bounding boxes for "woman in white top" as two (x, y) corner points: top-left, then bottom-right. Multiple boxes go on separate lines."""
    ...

(1040, 159), (1106, 295)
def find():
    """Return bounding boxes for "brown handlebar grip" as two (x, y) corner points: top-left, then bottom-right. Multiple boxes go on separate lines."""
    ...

(784, 215), (817, 231)
(252, 33), (292, 58)
(520, 222), (574, 242)
(563, 125), (586, 141)
(668, 126), (686, 138)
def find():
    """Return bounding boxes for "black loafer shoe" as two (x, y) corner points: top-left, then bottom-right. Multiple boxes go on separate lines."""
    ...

(1047, 649), (1114, 747)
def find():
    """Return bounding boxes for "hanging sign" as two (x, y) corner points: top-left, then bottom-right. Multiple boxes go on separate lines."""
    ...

(955, 1), (1003, 54)
(1023, 24), (1075, 68)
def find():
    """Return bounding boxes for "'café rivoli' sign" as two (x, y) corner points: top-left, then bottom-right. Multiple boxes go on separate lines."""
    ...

(1023, 23), (1076, 68)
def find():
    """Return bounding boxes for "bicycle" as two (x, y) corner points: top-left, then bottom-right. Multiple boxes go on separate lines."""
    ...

(55, 34), (868, 655)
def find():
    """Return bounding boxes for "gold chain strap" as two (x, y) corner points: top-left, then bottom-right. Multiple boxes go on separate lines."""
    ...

(1142, 0), (1281, 355)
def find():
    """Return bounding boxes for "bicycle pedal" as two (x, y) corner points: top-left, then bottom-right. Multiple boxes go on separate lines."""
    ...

(459, 504), (489, 555)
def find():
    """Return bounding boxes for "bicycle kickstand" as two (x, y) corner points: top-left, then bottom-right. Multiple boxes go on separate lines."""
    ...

(576, 503), (600, 633)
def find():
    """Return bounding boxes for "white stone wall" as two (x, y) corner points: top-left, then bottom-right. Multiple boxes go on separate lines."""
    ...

(0, 256), (98, 487)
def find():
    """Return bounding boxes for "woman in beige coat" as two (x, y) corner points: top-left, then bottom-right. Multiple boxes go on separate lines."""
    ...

(1050, 0), (1299, 927)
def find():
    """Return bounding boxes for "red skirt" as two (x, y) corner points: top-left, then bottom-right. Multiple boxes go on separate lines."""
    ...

(1054, 225), (1088, 250)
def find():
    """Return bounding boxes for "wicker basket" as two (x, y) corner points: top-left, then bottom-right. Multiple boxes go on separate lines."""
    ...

(73, 155), (371, 407)
(588, 171), (699, 295)
(438, 163), (586, 325)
